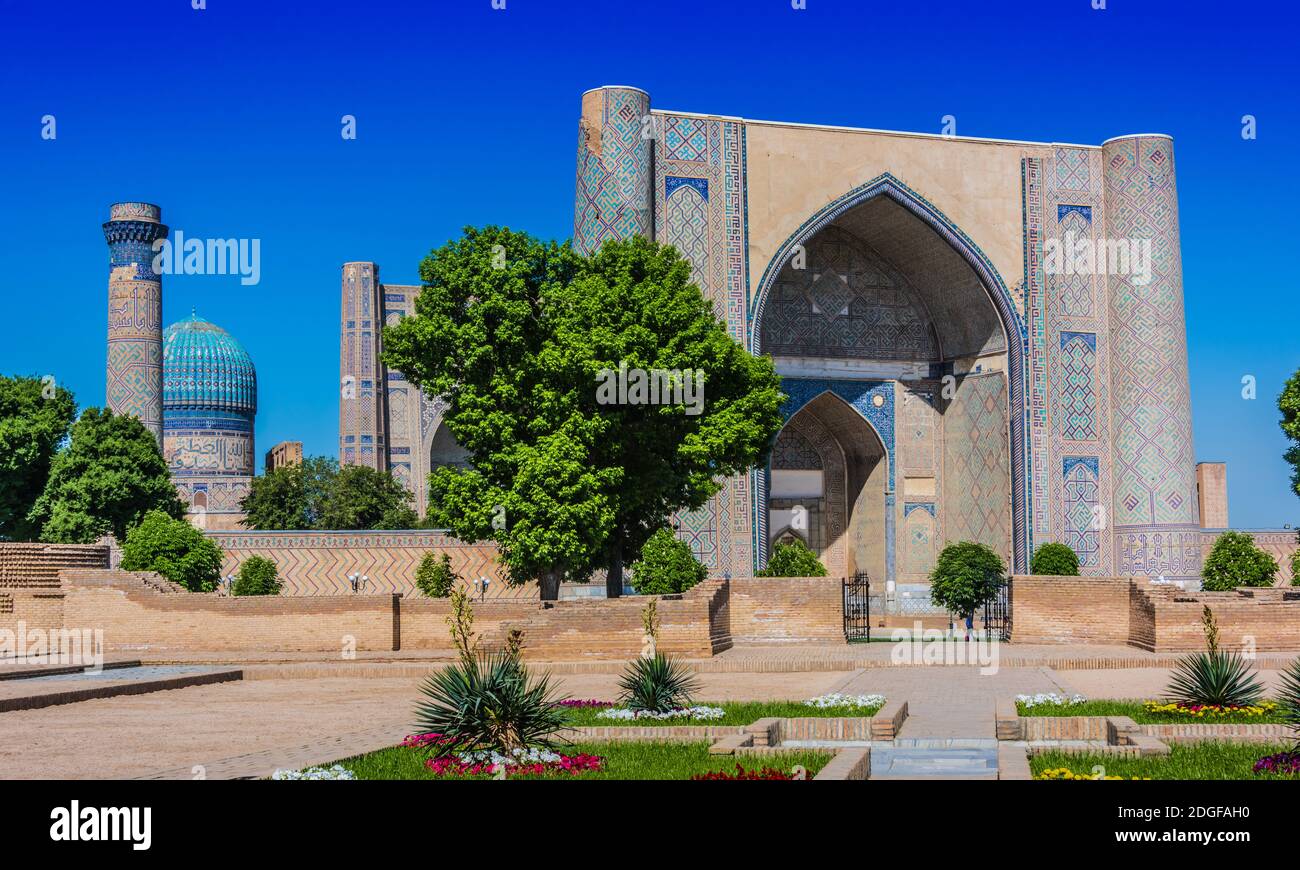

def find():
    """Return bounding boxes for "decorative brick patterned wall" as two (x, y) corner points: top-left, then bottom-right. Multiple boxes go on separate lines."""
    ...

(206, 530), (520, 598)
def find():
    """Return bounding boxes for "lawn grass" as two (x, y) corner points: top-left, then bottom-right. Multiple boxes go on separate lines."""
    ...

(337, 741), (833, 780)
(559, 700), (880, 727)
(1030, 741), (1299, 780)
(1016, 699), (1290, 724)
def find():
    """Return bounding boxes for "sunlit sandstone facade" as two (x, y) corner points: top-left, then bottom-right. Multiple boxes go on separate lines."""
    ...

(572, 85), (1203, 587)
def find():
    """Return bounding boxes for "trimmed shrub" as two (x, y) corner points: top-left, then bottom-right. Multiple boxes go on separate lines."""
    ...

(1291, 546), (1299, 587)
(629, 528), (707, 595)
(232, 555), (282, 596)
(416, 552), (458, 598)
(1201, 531), (1278, 591)
(119, 509), (223, 592)
(930, 541), (1005, 619)
(1030, 542), (1080, 576)
(758, 538), (828, 577)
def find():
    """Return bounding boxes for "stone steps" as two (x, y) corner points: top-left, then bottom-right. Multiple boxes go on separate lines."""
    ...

(870, 744), (1000, 780)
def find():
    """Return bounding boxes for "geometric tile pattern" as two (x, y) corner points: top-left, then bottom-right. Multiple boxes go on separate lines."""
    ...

(943, 374), (1012, 564)
(1104, 135), (1200, 580)
(762, 225), (938, 361)
(663, 115), (709, 162)
(1057, 332), (1098, 441)
(1061, 456), (1100, 567)
(574, 88), (653, 255)
(104, 205), (169, 445)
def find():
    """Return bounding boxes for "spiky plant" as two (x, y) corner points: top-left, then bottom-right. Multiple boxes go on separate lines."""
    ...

(617, 652), (700, 713)
(1164, 608), (1263, 708)
(413, 651), (569, 755)
(1278, 656), (1300, 742)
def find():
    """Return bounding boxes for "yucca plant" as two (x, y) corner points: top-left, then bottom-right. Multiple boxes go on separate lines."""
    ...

(1163, 606), (1264, 708)
(1278, 656), (1300, 741)
(413, 651), (569, 755)
(617, 652), (700, 713)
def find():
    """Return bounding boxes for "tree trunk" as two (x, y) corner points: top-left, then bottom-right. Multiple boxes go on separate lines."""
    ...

(539, 569), (560, 601)
(606, 542), (624, 599)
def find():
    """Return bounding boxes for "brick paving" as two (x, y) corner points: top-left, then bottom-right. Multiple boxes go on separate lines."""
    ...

(5, 642), (1296, 780)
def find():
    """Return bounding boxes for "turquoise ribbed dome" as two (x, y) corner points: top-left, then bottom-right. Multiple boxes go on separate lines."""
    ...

(162, 313), (257, 414)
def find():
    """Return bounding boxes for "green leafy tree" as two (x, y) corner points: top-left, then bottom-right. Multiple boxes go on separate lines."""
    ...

(382, 228), (783, 599)
(1292, 538), (1299, 587)
(231, 555), (282, 596)
(119, 509), (223, 592)
(758, 538), (829, 577)
(239, 457), (336, 530)
(317, 463), (419, 530)
(415, 552), (459, 598)
(240, 457), (415, 530)
(30, 408), (184, 543)
(1201, 530), (1278, 591)
(0, 374), (77, 541)
(930, 541), (1005, 620)
(1030, 542), (1080, 576)
(629, 527), (707, 594)
(1280, 368), (1300, 500)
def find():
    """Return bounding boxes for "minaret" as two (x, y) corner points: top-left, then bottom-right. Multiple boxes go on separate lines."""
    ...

(1103, 136), (1201, 583)
(339, 261), (387, 470)
(573, 86), (654, 254)
(104, 202), (168, 445)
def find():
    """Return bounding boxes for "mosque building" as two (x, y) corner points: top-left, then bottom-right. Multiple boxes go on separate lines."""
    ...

(104, 203), (257, 530)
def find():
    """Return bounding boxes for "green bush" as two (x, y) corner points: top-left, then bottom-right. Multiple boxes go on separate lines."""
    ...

(232, 555), (282, 596)
(617, 653), (701, 713)
(1291, 545), (1299, 587)
(415, 552), (458, 598)
(119, 510), (223, 592)
(1201, 531), (1278, 591)
(758, 538), (828, 577)
(629, 528), (707, 595)
(1030, 542), (1080, 576)
(414, 652), (568, 755)
(1277, 656), (1300, 736)
(930, 541), (1005, 619)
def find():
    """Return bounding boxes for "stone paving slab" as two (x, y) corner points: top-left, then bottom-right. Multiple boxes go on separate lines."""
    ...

(137, 725), (408, 780)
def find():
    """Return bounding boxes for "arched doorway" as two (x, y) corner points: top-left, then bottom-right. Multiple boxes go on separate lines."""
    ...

(754, 176), (1019, 582)
(769, 392), (889, 580)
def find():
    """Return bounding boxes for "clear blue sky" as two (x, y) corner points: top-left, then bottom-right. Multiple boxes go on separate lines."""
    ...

(0, 0), (1295, 528)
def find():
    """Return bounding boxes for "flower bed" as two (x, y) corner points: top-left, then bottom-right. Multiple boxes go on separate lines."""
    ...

(691, 763), (809, 781)
(561, 697), (884, 728)
(1030, 741), (1300, 780)
(1015, 695), (1290, 724)
(1036, 767), (1151, 781)
(271, 764), (356, 781)
(334, 740), (833, 781)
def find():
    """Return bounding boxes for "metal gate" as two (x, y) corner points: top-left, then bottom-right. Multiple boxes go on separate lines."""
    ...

(980, 578), (1011, 641)
(843, 572), (871, 642)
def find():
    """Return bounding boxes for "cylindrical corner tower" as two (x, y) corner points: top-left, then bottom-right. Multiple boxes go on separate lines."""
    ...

(104, 202), (168, 445)
(1103, 135), (1201, 582)
(573, 85), (653, 254)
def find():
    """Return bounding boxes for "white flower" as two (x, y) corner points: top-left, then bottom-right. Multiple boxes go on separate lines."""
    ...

(271, 764), (355, 780)
(804, 693), (886, 709)
(455, 747), (563, 766)
(594, 705), (726, 721)
(1015, 692), (1087, 708)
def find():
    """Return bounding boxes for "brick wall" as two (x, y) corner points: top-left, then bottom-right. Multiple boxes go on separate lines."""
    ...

(1011, 574), (1300, 651)
(0, 543), (109, 590)
(36, 570), (732, 658)
(727, 577), (843, 644)
(59, 572), (396, 653)
(1010, 575), (1133, 645)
